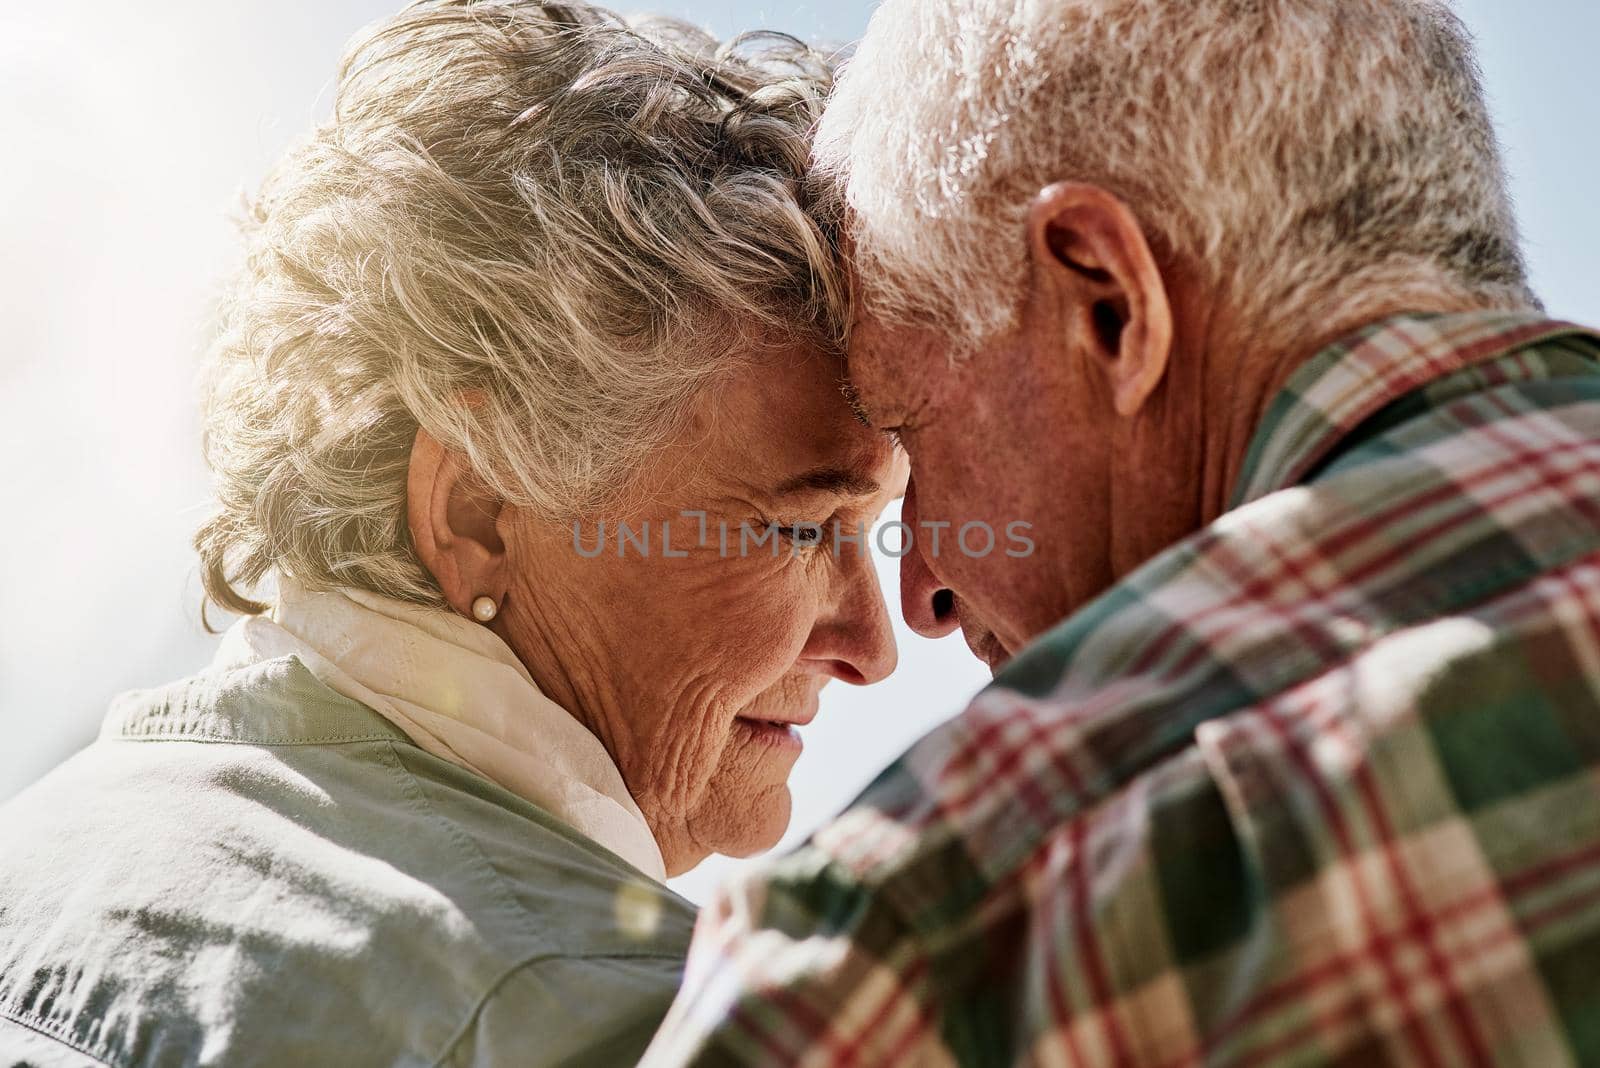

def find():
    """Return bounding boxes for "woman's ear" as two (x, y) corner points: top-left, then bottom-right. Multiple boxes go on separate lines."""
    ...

(407, 428), (508, 616)
(1024, 182), (1174, 417)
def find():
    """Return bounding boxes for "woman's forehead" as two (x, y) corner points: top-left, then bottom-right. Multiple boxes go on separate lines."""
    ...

(659, 343), (899, 504)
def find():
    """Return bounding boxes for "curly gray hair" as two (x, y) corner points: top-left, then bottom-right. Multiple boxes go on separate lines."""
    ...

(194, 0), (843, 623)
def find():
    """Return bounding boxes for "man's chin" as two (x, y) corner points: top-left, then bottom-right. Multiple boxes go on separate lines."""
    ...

(961, 626), (1012, 674)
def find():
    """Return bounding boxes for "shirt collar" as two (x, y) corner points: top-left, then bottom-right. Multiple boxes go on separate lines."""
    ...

(238, 576), (669, 882)
(1229, 310), (1600, 508)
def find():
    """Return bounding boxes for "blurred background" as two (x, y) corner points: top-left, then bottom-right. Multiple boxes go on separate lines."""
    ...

(1, 0), (1595, 904)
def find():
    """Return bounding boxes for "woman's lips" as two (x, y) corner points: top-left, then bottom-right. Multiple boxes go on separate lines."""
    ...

(734, 682), (820, 753)
(734, 717), (803, 752)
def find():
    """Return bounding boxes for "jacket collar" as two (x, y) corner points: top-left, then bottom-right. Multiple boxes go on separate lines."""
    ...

(102, 653), (409, 746)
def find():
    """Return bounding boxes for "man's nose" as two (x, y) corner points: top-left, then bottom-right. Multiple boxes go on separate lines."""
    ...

(900, 537), (960, 639)
(898, 477), (961, 639)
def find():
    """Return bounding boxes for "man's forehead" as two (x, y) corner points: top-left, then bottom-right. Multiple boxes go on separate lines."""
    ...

(843, 316), (946, 420)
(843, 313), (907, 375)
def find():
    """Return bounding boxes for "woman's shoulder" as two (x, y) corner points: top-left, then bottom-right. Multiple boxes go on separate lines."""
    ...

(0, 655), (693, 1067)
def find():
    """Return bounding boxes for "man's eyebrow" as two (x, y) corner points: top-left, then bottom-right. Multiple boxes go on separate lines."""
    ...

(772, 466), (881, 499)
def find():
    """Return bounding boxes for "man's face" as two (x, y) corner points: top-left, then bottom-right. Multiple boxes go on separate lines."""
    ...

(847, 313), (1120, 671)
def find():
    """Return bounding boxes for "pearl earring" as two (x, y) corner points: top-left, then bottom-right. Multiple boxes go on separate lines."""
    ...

(471, 596), (498, 623)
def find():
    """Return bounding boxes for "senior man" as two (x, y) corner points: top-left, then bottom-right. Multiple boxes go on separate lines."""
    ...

(643, 0), (1600, 1065)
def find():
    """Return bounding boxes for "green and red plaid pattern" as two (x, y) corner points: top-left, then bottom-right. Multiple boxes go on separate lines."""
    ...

(642, 312), (1600, 1067)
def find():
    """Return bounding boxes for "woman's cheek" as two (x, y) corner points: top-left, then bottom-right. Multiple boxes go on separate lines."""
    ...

(714, 564), (817, 675)
(647, 559), (814, 804)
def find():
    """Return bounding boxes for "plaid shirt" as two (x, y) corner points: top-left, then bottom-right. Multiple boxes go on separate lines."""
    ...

(643, 312), (1600, 1068)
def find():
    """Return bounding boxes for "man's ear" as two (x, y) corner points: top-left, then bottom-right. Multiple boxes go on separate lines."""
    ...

(1024, 182), (1174, 417)
(407, 428), (508, 617)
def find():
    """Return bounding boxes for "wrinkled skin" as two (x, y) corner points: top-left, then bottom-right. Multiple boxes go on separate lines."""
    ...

(848, 182), (1460, 672)
(410, 343), (905, 875)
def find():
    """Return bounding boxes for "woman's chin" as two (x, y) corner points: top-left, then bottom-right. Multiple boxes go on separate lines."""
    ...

(728, 784), (793, 859)
(697, 782), (793, 865)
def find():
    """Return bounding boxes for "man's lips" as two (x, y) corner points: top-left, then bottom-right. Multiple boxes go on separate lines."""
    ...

(960, 621), (1011, 673)
(950, 596), (1011, 671)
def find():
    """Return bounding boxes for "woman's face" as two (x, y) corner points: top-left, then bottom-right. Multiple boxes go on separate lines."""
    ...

(497, 344), (905, 875)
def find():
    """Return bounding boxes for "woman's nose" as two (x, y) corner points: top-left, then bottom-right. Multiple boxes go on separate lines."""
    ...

(900, 541), (960, 639)
(803, 559), (899, 686)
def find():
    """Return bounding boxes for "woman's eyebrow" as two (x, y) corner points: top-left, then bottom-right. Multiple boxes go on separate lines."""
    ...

(837, 377), (874, 428)
(771, 466), (882, 499)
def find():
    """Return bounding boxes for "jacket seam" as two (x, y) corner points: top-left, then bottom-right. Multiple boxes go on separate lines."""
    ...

(381, 742), (686, 1065)
(380, 744), (690, 959)
(0, 1003), (116, 1067)
(379, 741), (531, 922)
(377, 740), (565, 1065)
(429, 950), (687, 1067)
(101, 732), (407, 746)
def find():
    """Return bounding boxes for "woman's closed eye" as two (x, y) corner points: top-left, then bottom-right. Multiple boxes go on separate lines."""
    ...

(775, 522), (828, 549)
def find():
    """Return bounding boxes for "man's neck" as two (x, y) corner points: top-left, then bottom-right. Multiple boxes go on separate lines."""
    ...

(1188, 286), (1501, 525)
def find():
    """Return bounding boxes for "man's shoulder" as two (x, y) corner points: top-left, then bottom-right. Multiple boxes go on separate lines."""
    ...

(0, 657), (692, 1067)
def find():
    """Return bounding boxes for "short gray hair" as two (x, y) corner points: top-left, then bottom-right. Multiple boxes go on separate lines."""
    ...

(195, 1), (843, 622)
(815, 0), (1539, 352)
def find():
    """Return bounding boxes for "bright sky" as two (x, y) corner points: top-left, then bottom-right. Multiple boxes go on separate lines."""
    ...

(1, 1), (1594, 905)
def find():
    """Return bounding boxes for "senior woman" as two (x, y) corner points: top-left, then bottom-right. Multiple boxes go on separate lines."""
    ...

(0, 3), (902, 1065)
